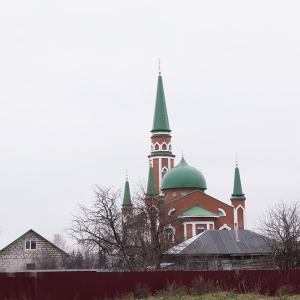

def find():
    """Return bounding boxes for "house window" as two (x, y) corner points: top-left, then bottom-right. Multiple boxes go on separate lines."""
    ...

(25, 240), (37, 250)
(163, 227), (175, 243)
(181, 191), (187, 196)
(197, 226), (205, 235)
(171, 192), (176, 196)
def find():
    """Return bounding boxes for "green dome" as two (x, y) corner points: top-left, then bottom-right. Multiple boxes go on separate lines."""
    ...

(161, 157), (207, 190)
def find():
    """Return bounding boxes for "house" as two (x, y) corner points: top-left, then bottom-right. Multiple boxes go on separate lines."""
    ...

(122, 65), (246, 245)
(164, 230), (272, 270)
(0, 229), (68, 271)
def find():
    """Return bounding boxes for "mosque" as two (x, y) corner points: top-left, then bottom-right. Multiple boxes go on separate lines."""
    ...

(122, 66), (246, 245)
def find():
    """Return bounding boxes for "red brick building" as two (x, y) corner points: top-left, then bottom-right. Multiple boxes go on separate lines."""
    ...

(122, 67), (246, 244)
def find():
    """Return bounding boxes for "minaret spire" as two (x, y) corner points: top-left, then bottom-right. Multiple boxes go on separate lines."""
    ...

(232, 160), (245, 198)
(148, 63), (175, 194)
(122, 173), (133, 217)
(151, 61), (171, 133)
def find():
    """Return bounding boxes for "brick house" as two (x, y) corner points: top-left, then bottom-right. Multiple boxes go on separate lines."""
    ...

(0, 229), (68, 271)
(122, 66), (246, 246)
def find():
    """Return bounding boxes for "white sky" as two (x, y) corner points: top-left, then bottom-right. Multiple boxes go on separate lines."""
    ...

(1, 1), (300, 248)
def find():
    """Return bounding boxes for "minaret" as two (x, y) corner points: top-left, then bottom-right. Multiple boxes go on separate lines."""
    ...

(230, 159), (246, 229)
(122, 174), (133, 218)
(145, 159), (159, 206)
(149, 62), (175, 193)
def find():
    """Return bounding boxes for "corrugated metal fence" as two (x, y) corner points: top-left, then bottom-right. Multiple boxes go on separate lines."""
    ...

(0, 269), (300, 299)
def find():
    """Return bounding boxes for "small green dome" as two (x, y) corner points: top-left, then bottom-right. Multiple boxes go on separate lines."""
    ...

(161, 157), (207, 190)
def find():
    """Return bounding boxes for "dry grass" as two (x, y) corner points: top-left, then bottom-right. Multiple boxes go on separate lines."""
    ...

(146, 293), (300, 300)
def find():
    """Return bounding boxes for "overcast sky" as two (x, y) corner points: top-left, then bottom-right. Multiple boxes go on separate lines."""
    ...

(1, 1), (300, 248)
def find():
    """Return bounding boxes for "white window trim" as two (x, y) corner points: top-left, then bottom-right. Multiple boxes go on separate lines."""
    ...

(161, 142), (168, 151)
(183, 221), (214, 239)
(168, 208), (175, 216)
(233, 204), (246, 229)
(218, 208), (226, 217)
(164, 225), (175, 243)
(219, 224), (231, 230)
(25, 240), (37, 250)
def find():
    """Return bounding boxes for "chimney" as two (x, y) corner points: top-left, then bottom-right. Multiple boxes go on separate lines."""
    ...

(234, 223), (239, 241)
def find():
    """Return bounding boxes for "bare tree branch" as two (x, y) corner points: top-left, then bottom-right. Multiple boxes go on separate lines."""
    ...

(257, 201), (300, 269)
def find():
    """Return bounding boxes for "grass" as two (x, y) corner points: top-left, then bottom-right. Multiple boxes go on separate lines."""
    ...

(110, 277), (300, 300)
(145, 293), (300, 300)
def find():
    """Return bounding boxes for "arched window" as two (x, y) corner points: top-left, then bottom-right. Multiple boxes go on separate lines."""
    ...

(162, 143), (167, 150)
(168, 208), (175, 216)
(162, 167), (168, 178)
(218, 208), (226, 217)
(219, 224), (231, 230)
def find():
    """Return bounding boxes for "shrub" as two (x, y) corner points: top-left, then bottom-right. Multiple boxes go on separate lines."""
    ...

(276, 284), (294, 298)
(189, 276), (215, 295)
(134, 282), (151, 299)
(155, 281), (188, 299)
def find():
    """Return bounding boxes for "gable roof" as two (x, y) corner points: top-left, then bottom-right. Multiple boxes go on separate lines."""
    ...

(167, 230), (271, 256)
(0, 229), (68, 255)
(163, 189), (233, 209)
(180, 205), (218, 217)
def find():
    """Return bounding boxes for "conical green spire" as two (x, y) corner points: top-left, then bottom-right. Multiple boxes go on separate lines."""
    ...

(122, 176), (132, 207)
(232, 162), (245, 198)
(151, 74), (171, 133)
(146, 161), (158, 196)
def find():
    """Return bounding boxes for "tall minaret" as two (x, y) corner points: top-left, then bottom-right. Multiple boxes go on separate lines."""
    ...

(230, 159), (246, 229)
(149, 63), (175, 194)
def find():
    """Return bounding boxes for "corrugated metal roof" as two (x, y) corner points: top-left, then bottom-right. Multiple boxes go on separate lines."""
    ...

(167, 230), (271, 256)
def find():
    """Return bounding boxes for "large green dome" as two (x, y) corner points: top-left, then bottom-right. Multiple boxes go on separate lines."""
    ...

(161, 157), (207, 190)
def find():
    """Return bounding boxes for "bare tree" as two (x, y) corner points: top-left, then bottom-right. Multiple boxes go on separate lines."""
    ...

(52, 234), (67, 251)
(68, 185), (179, 271)
(257, 201), (300, 269)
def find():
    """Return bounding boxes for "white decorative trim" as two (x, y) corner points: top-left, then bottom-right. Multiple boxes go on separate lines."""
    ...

(233, 205), (245, 229)
(161, 142), (168, 150)
(151, 142), (172, 152)
(154, 142), (160, 151)
(168, 208), (175, 216)
(152, 131), (171, 135)
(159, 158), (162, 189)
(219, 224), (231, 230)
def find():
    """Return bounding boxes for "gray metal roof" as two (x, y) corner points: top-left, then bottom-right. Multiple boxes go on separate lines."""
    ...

(167, 230), (271, 256)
